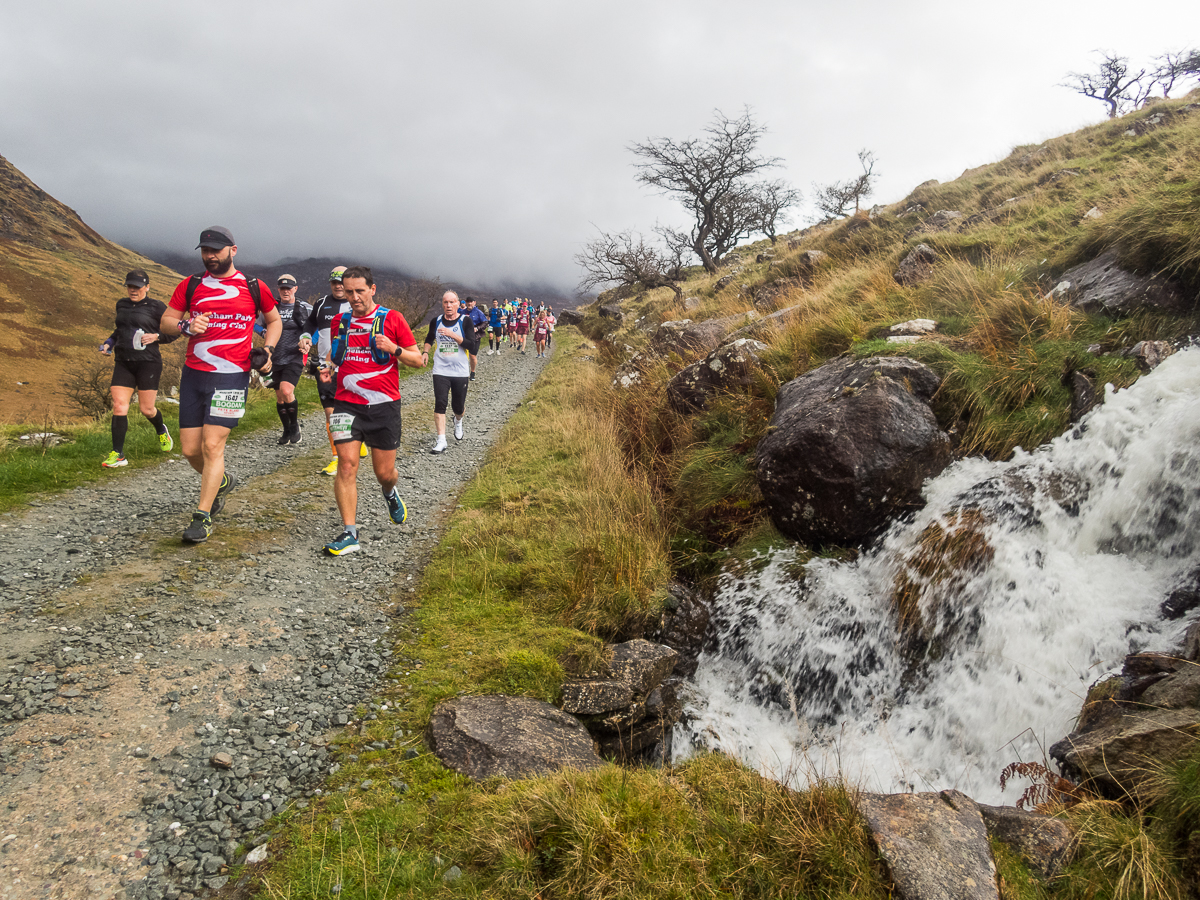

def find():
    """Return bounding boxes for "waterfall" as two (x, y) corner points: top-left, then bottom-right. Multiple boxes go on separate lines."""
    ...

(678, 344), (1200, 804)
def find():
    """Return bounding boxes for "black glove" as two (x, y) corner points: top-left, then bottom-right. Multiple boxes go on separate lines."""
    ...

(249, 347), (271, 372)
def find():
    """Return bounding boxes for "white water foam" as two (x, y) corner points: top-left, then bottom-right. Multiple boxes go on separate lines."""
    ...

(679, 344), (1200, 803)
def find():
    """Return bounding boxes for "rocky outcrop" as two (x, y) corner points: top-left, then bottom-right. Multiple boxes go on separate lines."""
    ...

(560, 639), (681, 763)
(756, 356), (952, 546)
(612, 352), (651, 389)
(887, 319), (939, 345)
(558, 308), (585, 326)
(1051, 638), (1200, 797)
(598, 301), (625, 321)
(427, 695), (605, 780)
(752, 277), (802, 311)
(1049, 247), (1194, 316)
(666, 338), (768, 414)
(650, 583), (712, 677)
(858, 790), (999, 900)
(978, 805), (1076, 879)
(649, 313), (753, 359)
(893, 244), (940, 286)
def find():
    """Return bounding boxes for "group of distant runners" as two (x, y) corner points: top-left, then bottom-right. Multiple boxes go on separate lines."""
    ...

(97, 226), (556, 557)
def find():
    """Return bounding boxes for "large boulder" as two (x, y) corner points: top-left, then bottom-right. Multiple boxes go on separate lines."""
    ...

(893, 244), (940, 286)
(557, 308), (584, 327)
(756, 356), (952, 545)
(666, 338), (769, 414)
(650, 313), (752, 359)
(427, 695), (604, 780)
(1049, 247), (1193, 316)
(978, 804), (1076, 879)
(858, 790), (999, 900)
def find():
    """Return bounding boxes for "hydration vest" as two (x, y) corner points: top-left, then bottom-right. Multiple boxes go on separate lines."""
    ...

(330, 306), (393, 366)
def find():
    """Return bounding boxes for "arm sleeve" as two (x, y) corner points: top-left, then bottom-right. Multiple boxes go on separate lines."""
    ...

(424, 317), (438, 346)
(462, 319), (480, 354)
(302, 298), (321, 333)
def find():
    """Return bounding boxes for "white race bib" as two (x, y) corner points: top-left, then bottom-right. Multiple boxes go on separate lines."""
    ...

(210, 389), (246, 419)
(329, 412), (355, 442)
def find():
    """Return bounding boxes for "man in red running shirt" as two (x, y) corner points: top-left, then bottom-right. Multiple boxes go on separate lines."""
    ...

(161, 227), (282, 544)
(318, 266), (423, 556)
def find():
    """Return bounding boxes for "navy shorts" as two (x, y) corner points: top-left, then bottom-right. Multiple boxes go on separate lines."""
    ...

(330, 399), (402, 451)
(179, 367), (251, 429)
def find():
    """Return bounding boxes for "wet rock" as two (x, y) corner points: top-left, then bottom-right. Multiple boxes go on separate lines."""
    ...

(666, 339), (769, 414)
(427, 695), (604, 780)
(650, 583), (711, 677)
(1161, 568), (1200, 620)
(1050, 248), (1193, 316)
(858, 789), (998, 900)
(978, 804), (1075, 879)
(756, 356), (951, 546)
(1068, 370), (1100, 423)
(1126, 340), (1174, 372)
(893, 244), (940, 286)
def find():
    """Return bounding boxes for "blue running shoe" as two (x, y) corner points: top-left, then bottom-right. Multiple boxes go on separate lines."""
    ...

(385, 489), (408, 525)
(323, 530), (360, 556)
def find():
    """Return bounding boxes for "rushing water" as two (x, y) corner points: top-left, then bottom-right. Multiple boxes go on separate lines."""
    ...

(679, 344), (1200, 804)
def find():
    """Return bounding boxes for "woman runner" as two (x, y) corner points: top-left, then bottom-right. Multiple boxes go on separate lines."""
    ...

(98, 269), (178, 467)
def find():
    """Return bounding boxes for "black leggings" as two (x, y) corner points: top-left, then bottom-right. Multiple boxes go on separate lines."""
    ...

(432, 374), (468, 416)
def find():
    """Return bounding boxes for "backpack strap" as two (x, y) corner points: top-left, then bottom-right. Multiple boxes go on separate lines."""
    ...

(368, 307), (392, 365)
(185, 274), (203, 308)
(185, 273), (261, 313)
(329, 311), (352, 366)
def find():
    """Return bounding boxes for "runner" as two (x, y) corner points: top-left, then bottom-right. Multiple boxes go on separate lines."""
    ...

(298, 266), (367, 474)
(98, 269), (178, 468)
(545, 306), (556, 347)
(318, 266), (423, 556)
(515, 299), (531, 355)
(464, 296), (488, 380)
(533, 309), (551, 358)
(160, 227), (281, 544)
(264, 273), (312, 445)
(422, 290), (478, 454)
(487, 299), (504, 355)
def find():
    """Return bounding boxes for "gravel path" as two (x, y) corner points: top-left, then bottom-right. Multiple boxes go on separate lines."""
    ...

(0, 343), (550, 900)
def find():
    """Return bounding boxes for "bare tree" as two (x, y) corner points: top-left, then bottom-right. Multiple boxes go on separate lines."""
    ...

(575, 229), (686, 301)
(1151, 48), (1200, 98)
(812, 150), (878, 221)
(630, 110), (796, 274)
(1063, 53), (1147, 118)
(755, 180), (801, 244)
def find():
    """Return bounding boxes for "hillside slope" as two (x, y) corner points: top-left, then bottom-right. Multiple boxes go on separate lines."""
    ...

(0, 152), (182, 422)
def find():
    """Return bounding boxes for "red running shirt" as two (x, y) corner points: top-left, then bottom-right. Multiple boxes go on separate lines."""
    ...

(168, 272), (277, 373)
(334, 308), (416, 405)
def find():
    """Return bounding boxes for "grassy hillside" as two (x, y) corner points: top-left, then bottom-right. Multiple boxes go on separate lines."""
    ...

(575, 91), (1200, 572)
(0, 152), (184, 422)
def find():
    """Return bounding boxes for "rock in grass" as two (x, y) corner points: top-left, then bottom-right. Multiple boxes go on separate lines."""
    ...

(427, 695), (603, 780)
(978, 803), (1075, 879)
(858, 790), (999, 900)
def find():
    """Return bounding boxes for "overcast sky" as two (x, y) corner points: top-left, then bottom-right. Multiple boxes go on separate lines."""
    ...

(2, 1), (1196, 293)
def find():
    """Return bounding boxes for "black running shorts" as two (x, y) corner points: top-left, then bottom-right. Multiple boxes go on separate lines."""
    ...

(491, 325), (503, 338)
(111, 358), (163, 391)
(269, 360), (304, 390)
(330, 399), (402, 451)
(432, 374), (468, 416)
(179, 367), (251, 430)
(317, 375), (336, 409)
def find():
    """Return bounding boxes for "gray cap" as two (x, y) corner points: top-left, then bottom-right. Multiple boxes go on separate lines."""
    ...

(196, 226), (235, 249)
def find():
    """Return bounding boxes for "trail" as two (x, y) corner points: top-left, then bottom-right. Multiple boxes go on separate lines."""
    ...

(0, 342), (549, 900)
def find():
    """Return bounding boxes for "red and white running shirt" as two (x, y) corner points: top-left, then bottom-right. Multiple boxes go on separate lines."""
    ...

(168, 272), (277, 373)
(334, 308), (416, 405)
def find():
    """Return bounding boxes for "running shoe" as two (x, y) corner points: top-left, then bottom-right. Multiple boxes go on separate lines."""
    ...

(486, 348), (494, 356)
(102, 451), (127, 468)
(360, 443), (369, 458)
(289, 424), (303, 445)
(211, 471), (237, 517)
(470, 372), (476, 381)
(385, 489), (408, 525)
(182, 512), (213, 544)
(277, 429), (291, 446)
(323, 530), (360, 556)
(323, 458), (339, 476)
(158, 431), (174, 453)
(454, 417), (464, 441)
(430, 435), (447, 454)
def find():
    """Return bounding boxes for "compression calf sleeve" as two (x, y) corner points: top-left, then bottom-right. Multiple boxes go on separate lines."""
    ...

(277, 402), (288, 428)
(285, 400), (299, 429)
(146, 410), (166, 434)
(111, 415), (128, 454)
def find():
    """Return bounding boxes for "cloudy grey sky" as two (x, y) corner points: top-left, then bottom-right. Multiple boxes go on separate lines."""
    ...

(2, 1), (1196, 293)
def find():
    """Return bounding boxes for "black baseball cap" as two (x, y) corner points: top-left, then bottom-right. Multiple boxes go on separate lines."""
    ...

(124, 270), (149, 287)
(196, 226), (235, 249)
(277, 274), (298, 288)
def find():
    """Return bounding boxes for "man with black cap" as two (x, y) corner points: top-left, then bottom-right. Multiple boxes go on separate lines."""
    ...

(263, 273), (311, 444)
(299, 266), (362, 475)
(160, 227), (282, 543)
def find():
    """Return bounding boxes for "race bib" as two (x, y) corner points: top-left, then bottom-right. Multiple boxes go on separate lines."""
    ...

(329, 412), (355, 442)
(437, 336), (460, 354)
(210, 389), (246, 419)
